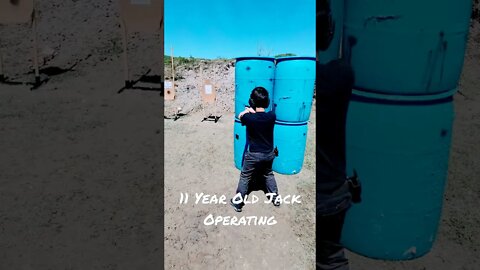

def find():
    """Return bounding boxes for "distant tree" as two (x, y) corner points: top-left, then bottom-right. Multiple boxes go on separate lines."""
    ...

(275, 53), (297, 58)
(256, 42), (273, 56)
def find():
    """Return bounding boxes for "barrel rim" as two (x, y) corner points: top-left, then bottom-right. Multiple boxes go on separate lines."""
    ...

(275, 56), (316, 63)
(351, 88), (457, 103)
(236, 56), (275, 62)
(275, 120), (309, 126)
(237, 118), (309, 126)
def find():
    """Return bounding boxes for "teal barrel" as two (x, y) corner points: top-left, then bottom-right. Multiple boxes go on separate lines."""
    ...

(235, 57), (275, 115)
(273, 57), (316, 122)
(233, 118), (247, 170)
(272, 121), (309, 175)
(341, 89), (455, 260)
(343, 0), (472, 94)
(318, 0), (345, 64)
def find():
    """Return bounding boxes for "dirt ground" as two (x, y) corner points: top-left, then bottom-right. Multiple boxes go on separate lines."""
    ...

(164, 110), (316, 270)
(0, 1), (163, 269)
(163, 58), (235, 118)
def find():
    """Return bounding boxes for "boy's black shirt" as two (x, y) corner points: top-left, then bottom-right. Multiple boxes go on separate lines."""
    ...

(241, 111), (276, 153)
(316, 59), (355, 193)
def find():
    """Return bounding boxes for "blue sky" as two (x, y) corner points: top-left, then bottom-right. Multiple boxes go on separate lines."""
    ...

(165, 0), (315, 59)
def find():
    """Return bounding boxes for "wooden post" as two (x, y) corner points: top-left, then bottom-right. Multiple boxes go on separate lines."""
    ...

(171, 46), (174, 89)
(0, 40), (4, 81)
(122, 22), (130, 87)
(200, 64), (205, 117)
(32, 10), (40, 84)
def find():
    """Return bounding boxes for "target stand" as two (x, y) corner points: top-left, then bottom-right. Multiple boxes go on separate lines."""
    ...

(200, 79), (222, 123)
(0, 0), (48, 90)
(202, 114), (221, 123)
(117, 0), (164, 94)
(163, 107), (188, 121)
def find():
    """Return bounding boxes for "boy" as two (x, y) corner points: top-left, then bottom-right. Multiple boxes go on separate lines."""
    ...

(230, 87), (279, 212)
(316, 1), (357, 269)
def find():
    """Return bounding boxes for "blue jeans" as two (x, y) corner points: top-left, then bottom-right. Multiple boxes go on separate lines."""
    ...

(316, 182), (351, 270)
(316, 209), (349, 270)
(234, 150), (278, 207)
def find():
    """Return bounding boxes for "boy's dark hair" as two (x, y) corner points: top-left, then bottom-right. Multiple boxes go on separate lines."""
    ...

(249, 87), (270, 109)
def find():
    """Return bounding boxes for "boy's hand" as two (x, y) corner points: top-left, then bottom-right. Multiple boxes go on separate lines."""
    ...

(245, 107), (256, 114)
(239, 107), (255, 119)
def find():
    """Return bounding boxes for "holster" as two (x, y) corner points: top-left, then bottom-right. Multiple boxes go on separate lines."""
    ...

(346, 169), (361, 203)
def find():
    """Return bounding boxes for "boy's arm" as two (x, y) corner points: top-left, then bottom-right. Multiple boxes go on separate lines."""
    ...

(239, 107), (256, 125)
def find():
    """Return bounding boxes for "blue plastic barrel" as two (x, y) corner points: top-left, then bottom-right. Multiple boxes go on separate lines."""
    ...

(318, 0), (344, 64)
(341, 89), (455, 260)
(343, 0), (471, 94)
(272, 120), (309, 175)
(233, 118), (247, 170)
(273, 57), (316, 122)
(235, 57), (275, 115)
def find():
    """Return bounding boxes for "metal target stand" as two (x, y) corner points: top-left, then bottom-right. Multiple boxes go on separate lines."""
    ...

(164, 108), (188, 121)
